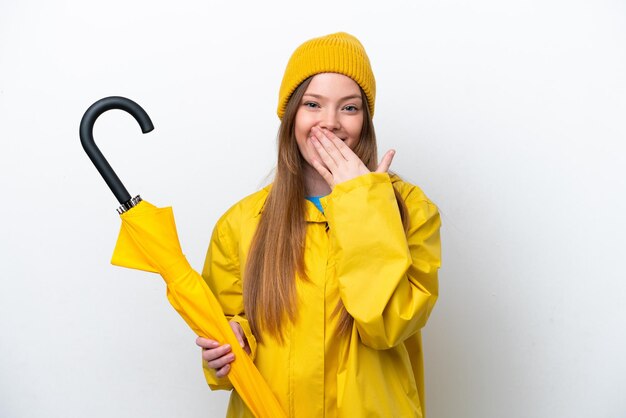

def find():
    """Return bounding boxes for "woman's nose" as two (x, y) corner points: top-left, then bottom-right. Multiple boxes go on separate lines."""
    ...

(318, 109), (341, 131)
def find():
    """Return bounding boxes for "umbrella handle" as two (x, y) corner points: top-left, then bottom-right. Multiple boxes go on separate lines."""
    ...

(80, 96), (154, 207)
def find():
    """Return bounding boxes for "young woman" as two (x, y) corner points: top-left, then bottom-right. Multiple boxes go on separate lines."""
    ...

(196, 32), (441, 418)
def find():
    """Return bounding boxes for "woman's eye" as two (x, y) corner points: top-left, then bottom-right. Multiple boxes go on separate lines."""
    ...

(343, 105), (358, 112)
(303, 102), (319, 109)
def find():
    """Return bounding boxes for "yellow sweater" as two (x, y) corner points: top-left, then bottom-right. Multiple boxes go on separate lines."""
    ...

(202, 172), (441, 417)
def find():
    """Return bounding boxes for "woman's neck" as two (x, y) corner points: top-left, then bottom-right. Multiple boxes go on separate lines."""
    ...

(302, 163), (331, 197)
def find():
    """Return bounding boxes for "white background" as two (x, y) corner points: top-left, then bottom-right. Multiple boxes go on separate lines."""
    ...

(1, 1), (625, 417)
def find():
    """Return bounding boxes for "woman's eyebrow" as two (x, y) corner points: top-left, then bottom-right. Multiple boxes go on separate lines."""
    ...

(303, 93), (363, 101)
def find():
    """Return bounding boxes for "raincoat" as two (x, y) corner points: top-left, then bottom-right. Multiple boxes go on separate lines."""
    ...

(202, 172), (441, 418)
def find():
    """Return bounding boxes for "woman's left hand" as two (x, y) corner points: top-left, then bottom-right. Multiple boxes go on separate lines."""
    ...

(310, 127), (395, 189)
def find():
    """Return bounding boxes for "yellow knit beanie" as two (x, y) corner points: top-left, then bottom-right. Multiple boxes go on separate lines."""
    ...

(277, 32), (376, 119)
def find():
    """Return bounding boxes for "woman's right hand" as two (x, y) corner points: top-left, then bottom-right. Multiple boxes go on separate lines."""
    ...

(196, 321), (250, 378)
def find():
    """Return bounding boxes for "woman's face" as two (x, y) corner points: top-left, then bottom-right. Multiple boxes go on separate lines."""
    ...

(294, 73), (364, 169)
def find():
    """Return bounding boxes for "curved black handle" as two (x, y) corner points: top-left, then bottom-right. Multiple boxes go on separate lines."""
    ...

(80, 96), (154, 205)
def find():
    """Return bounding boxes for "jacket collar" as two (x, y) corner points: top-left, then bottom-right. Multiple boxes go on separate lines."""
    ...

(254, 185), (328, 223)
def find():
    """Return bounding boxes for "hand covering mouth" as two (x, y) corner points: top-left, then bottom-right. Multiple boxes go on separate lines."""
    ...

(309, 133), (347, 141)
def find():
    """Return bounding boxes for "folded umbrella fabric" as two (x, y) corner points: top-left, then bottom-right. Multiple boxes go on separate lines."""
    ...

(111, 200), (286, 418)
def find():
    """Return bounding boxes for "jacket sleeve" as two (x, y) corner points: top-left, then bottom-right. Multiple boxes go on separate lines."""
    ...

(325, 172), (441, 350)
(200, 213), (258, 390)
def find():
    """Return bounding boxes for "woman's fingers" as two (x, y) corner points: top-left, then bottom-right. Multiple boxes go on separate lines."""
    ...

(197, 336), (235, 371)
(310, 136), (338, 172)
(319, 128), (355, 160)
(375, 149), (396, 173)
(311, 158), (335, 187)
(196, 336), (219, 349)
(230, 322), (244, 347)
(196, 320), (253, 379)
(216, 363), (231, 378)
(201, 343), (233, 362)
(314, 128), (355, 160)
(311, 127), (352, 165)
(310, 127), (370, 185)
(206, 348), (235, 370)
(230, 322), (251, 355)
